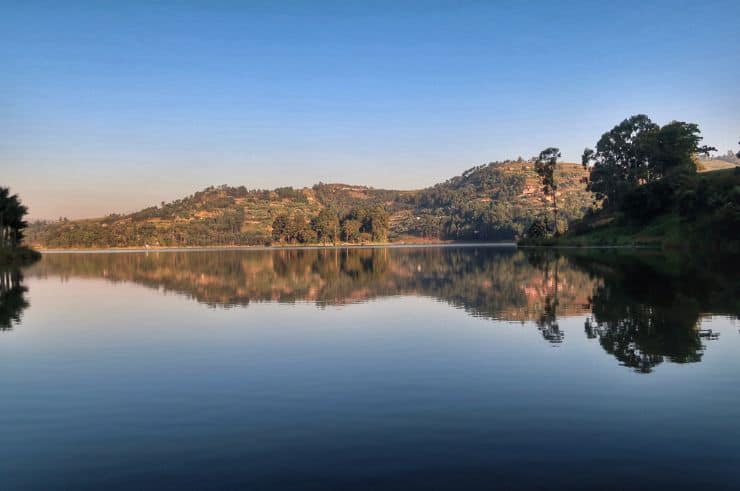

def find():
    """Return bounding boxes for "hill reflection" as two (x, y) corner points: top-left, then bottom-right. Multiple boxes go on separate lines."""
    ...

(23, 246), (740, 373)
(29, 248), (598, 320)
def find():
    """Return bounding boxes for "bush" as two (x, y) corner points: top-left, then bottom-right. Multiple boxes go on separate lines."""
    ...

(621, 178), (677, 223)
(525, 219), (548, 239)
(678, 190), (697, 216)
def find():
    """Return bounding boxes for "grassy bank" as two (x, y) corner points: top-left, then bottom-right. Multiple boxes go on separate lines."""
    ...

(549, 213), (680, 247)
(523, 168), (740, 251)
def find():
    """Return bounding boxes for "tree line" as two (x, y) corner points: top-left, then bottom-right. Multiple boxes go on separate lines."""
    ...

(271, 205), (389, 245)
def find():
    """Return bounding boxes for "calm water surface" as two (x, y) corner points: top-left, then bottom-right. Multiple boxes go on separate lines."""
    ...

(1, 246), (739, 490)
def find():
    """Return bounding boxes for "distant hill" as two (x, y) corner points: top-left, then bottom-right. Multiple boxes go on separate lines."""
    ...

(697, 158), (739, 172)
(27, 161), (593, 248)
(695, 150), (739, 173)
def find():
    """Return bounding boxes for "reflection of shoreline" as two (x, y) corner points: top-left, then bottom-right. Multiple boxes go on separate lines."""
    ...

(36, 242), (518, 253)
(27, 248), (595, 322)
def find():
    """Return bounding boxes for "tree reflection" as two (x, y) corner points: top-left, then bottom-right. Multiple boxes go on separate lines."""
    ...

(0, 268), (29, 331)
(583, 308), (702, 373)
(522, 249), (737, 372)
(570, 251), (737, 373)
(538, 294), (563, 344)
(526, 250), (565, 344)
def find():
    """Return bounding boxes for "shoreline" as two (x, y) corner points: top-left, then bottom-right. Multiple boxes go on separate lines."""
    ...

(36, 242), (519, 254)
(517, 244), (661, 250)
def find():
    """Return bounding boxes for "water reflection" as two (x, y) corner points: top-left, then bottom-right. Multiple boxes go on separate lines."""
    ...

(570, 251), (739, 372)
(23, 246), (739, 372)
(27, 248), (597, 319)
(525, 251), (566, 344)
(0, 268), (28, 330)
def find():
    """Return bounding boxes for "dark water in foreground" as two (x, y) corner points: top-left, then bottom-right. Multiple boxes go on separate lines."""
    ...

(1, 246), (739, 490)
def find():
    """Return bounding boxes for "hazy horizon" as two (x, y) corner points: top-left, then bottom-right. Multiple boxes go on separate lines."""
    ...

(3, 1), (739, 220)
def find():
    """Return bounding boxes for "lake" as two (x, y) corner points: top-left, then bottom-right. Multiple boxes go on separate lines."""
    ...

(1, 246), (739, 490)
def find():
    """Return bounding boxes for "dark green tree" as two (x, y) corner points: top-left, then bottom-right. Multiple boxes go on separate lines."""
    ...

(271, 214), (290, 243)
(365, 205), (389, 241)
(311, 209), (340, 244)
(582, 115), (715, 208)
(292, 214), (316, 244)
(534, 147), (560, 234)
(647, 121), (716, 177)
(581, 115), (659, 207)
(525, 217), (548, 239)
(341, 219), (362, 243)
(341, 206), (389, 242)
(0, 188), (29, 249)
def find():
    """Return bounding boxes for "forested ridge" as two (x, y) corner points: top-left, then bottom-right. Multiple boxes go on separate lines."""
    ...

(27, 160), (593, 248)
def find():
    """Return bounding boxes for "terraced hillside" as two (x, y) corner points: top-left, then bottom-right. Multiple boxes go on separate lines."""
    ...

(27, 161), (593, 248)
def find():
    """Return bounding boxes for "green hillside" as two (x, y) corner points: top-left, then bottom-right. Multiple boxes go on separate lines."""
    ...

(27, 161), (593, 248)
(406, 161), (590, 240)
(556, 168), (740, 250)
(516, 115), (739, 253)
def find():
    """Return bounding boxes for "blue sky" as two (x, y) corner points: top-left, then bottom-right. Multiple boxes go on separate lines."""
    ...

(2, 1), (739, 219)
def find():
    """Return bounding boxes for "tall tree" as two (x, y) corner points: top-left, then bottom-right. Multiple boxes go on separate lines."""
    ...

(0, 188), (29, 248)
(581, 115), (659, 207)
(292, 214), (316, 244)
(271, 214), (290, 244)
(365, 205), (389, 242)
(647, 121), (716, 177)
(341, 219), (362, 243)
(534, 147), (560, 234)
(342, 206), (390, 242)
